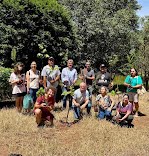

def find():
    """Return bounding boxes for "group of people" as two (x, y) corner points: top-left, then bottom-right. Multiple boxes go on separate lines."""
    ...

(9, 57), (143, 127)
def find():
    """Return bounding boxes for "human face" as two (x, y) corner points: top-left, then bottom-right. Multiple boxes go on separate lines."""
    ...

(31, 62), (37, 70)
(100, 87), (107, 95)
(123, 95), (129, 104)
(18, 65), (23, 71)
(100, 67), (106, 73)
(67, 61), (73, 69)
(47, 89), (54, 97)
(130, 68), (136, 77)
(85, 63), (90, 69)
(48, 59), (54, 66)
(80, 83), (87, 92)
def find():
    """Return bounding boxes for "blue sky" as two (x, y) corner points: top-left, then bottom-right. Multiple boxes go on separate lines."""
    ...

(137, 0), (149, 17)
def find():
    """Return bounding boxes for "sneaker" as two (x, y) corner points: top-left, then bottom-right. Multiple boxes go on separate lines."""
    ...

(37, 122), (44, 128)
(134, 112), (139, 117)
(44, 120), (54, 128)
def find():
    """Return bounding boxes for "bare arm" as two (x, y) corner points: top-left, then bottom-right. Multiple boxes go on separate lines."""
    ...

(26, 71), (30, 93)
(72, 99), (80, 107)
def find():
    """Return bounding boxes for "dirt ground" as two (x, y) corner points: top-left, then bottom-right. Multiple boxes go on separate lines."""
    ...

(0, 93), (149, 156)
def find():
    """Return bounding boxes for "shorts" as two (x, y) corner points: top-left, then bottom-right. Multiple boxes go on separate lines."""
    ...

(13, 92), (26, 97)
(128, 92), (138, 103)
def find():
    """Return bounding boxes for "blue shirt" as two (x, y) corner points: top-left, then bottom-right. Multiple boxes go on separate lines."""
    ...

(124, 75), (143, 93)
(61, 67), (77, 86)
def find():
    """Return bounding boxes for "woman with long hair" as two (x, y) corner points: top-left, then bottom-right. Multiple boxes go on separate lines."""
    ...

(9, 62), (26, 112)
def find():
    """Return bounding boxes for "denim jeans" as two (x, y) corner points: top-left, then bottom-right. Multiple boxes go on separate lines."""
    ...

(73, 102), (92, 120)
(29, 88), (38, 102)
(98, 109), (111, 119)
(62, 87), (72, 108)
(87, 85), (93, 104)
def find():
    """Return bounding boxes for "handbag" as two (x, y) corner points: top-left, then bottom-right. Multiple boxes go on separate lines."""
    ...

(137, 76), (146, 95)
(23, 94), (33, 109)
(137, 86), (146, 95)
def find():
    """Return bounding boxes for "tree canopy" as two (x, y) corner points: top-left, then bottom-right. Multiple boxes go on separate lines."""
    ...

(0, 0), (78, 69)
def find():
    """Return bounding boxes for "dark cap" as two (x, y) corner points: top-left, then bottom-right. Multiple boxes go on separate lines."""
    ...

(48, 57), (54, 61)
(100, 64), (106, 68)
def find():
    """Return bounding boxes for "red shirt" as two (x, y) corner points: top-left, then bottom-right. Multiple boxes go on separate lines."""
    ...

(36, 95), (55, 107)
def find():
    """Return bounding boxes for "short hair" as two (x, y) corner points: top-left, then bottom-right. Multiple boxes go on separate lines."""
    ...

(46, 86), (56, 94)
(67, 59), (74, 64)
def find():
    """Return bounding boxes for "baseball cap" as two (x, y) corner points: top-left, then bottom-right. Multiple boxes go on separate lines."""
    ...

(48, 57), (54, 61)
(100, 64), (106, 68)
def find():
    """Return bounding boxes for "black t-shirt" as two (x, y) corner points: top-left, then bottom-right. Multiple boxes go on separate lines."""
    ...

(96, 71), (111, 87)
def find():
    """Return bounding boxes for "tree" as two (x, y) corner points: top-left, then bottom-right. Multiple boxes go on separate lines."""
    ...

(0, 0), (78, 69)
(59, 0), (140, 70)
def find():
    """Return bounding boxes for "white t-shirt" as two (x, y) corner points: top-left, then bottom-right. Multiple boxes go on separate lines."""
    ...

(41, 65), (60, 88)
(28, 69), (40, 89)
(73, 89), (89, 106)
(9, 72), (26, 94)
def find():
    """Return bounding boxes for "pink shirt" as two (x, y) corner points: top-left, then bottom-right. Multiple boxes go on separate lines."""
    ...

(117, 102), (132, 114)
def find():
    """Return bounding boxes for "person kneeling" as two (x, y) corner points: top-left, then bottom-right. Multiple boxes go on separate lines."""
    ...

(113, 94), (134, 127)
(72, 82), (90, 122)
(95, 86), (114, 120)
(34, 87), (56, 128)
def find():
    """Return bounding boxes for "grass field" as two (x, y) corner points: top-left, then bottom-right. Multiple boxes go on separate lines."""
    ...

(0, 93), (149, 156)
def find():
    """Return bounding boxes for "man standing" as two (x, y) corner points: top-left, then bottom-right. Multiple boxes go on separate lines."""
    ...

(95, 64), (112, 92)
(79, 61), (95, 113)
(72, 82), (90, 121)
(61, 59), (77, 109)
(41, 57), (60, 93)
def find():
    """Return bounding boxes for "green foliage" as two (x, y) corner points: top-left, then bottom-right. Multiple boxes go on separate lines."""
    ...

(113, 75), (125, 85)
(0, 67), (12, 101)
(61, 86), (75, 96)
(36, 87), (45, 97)
(59, 0), (140, 68)
(0, 0), (78, 68)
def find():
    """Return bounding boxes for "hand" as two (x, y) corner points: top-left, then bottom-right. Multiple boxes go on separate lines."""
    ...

(41, 103), (46, 107)
(128, 84), (131, 88)
(80, 104), (86, 110)
(39, 79), (43, 84)
(75, 103), (80, 107)
(27, 89), (30, 94)
(107, 107), (111, 112)
(119, 118), (123, 122)
(50, 80), (55, 84)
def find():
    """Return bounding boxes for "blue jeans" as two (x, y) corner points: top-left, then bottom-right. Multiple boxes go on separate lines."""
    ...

(87, 85), (93, 104)
(98, 109), (111, 119)
(62, 87), (72, 108)
(29, 88), (38, 102)
(73, 102), (92, 120)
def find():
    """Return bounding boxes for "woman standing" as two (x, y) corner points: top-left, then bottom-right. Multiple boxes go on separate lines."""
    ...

(26, 61), (41, 103)
(124, 68), (143, 117)
(9, 62), (26, 112)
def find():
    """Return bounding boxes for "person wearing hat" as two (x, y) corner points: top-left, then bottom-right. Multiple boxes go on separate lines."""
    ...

(95, 64), (112, 92)
(79, 61), (95, 114)
(41, 57), (60, 92)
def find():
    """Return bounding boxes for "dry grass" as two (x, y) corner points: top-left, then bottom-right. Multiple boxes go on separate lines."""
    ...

(0, 93), (149, 156)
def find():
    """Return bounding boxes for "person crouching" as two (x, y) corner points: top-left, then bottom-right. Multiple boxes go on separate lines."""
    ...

(34, 87), (56, 128)
(72, 82), (90, 122)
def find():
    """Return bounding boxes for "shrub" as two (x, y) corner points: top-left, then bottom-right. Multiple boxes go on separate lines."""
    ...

(0, 67), (12, 101)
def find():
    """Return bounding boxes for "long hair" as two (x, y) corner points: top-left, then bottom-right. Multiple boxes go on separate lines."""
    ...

(14, 62), (24, 74)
